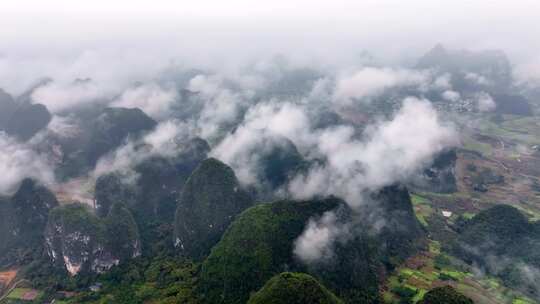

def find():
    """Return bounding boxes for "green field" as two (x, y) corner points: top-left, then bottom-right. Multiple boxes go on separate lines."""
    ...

(462, 136), (494, 156)
(5, 288), (42, 301)
(410, 194), (434, 227)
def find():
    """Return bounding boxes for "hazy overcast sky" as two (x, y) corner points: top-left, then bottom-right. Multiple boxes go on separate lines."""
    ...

(2, 1), (539, 53)
(1, 0), (539, 92)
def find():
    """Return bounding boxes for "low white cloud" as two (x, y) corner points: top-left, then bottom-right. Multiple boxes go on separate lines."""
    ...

(442, 90), (461, 102)
(293, 211), (345, 263)
(111, 83), (178, 120)
(209, 96), (458, 264)
(465, 72), (490, 86)
(433, 73), (452, 90)
(0, 133), (55, 194)
(45, 115), (82, 138)
(289, 97), (458, 205)
(476, 92), (496, 112)
(188, 74), (253, 141)
(291, 97), (457, 264)
(308, 78), (333, 103)
(5, 48), (175, 113)
(514, 56), (540, 85)
(31, 81), (109, 114)
(333, 68), (428, 104)
(93, 120), (195, 179)
(213, 96), (457, 206)
(211, 102), (311, 186)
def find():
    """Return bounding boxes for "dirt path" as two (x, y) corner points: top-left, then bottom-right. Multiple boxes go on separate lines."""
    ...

(0, 279), (31, 302)
(0, 269), (18, 297)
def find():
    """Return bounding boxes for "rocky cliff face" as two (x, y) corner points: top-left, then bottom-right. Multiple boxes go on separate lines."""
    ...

(0, 179), (58, 264)
(45, 203), (111, 276)
(45, 203), (141, 276)
(174, 158), (253, 259)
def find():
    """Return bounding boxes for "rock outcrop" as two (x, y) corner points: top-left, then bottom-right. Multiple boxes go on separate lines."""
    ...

(45, 203), (111, 276)
(45, 203), (141, 276)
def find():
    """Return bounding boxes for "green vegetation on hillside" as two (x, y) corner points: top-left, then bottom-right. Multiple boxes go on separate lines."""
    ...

(65, 255), (199, 304)
(247, 272), (343, 304)
(174, 158), (253, 259)
(198, 189), (423, 304)
(104, 202), (141, 261)
(0, 179), (58, 266)
(451, 205), (540, 301)
(418, 286), (473, 304)
(197, 198), (351, 304)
